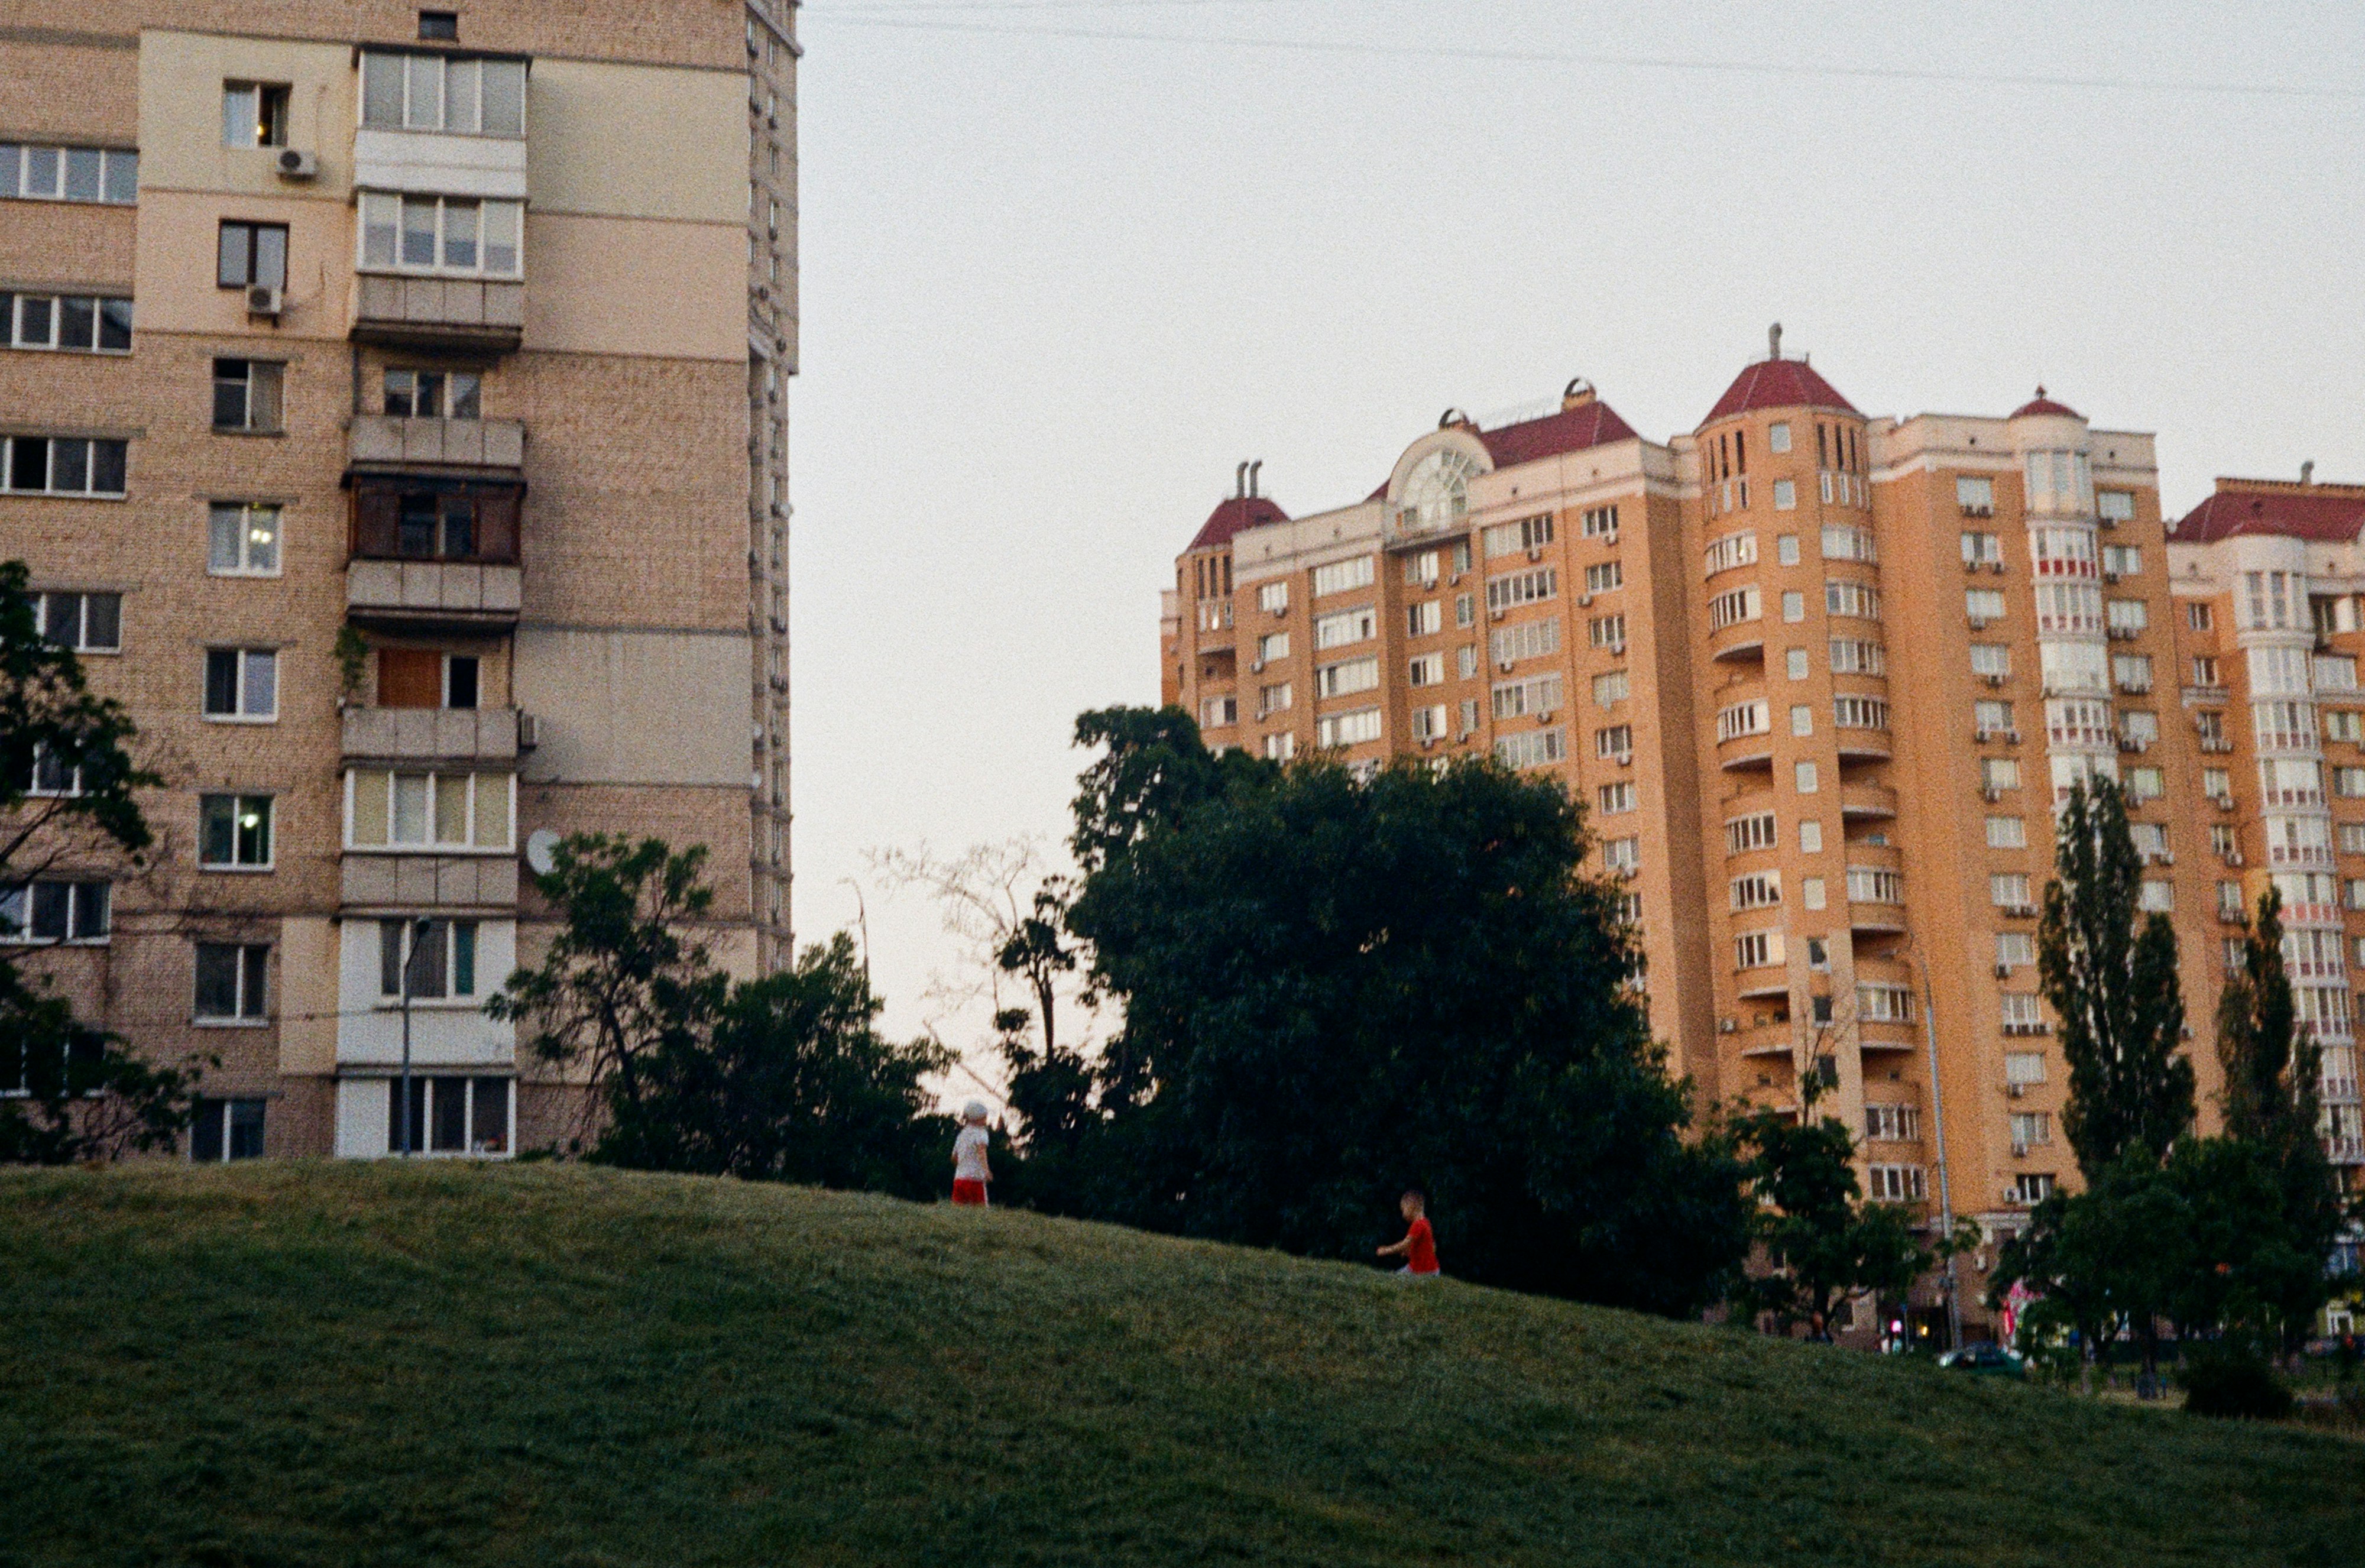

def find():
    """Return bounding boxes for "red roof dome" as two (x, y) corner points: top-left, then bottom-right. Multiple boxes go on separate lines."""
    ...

(1187, 494), (1288, 552)
(1701, 357), (1857, 425)
(2172, 482), (2365, 544)
(2011, 387), (2081, 420)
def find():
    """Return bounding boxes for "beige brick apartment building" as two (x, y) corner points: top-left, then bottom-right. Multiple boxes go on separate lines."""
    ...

(0, 1), (795, 1159)
(1162, 341), (2363, 1334)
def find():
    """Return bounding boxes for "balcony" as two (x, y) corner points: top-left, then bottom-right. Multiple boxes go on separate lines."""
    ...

(340, 852), (518, 909)
(1735, 973), (1789, 1002)
(349, 416), (524, 477)
(346, 559), (521, 634)
(341, 706), (522, 765)
(351, 273), (524, 353)
(1840, 782), (1897, 819)
(1834, 731), (1892, 763)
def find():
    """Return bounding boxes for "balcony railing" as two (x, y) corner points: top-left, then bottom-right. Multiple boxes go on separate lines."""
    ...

(341, 706), (522, 764)
(341, 852), (519, 909)
(346, 560), (521, 632)
(349, 416), (524, 475)
(351, 273), (524, 352)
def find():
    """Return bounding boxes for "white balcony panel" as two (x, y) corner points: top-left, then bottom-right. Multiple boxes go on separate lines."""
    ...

(332, 918), (517, 1070)
(355, 128), (527, 199)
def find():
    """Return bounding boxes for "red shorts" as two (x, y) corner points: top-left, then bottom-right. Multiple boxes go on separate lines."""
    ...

(951, 1179), (988, 1207)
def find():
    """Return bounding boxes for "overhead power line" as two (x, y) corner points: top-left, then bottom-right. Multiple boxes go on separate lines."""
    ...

(803, 13), (2365, 101)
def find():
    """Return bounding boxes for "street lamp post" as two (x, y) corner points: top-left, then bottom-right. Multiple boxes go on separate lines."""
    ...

(397, 916), (431, 1157)
(1903, 938), (1963, 1351)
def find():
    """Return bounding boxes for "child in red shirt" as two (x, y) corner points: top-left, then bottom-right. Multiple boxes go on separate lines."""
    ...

(1376, 1189), (1440, 1278)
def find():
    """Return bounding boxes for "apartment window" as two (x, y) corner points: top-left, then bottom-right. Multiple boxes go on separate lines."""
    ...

(1402, 552), (1439, 588)
(207, 503), (281, 576)
(212, 359), (284, 433)
(360, 51), (527, 136)
(1735, 930), (1782, 969)
(1312, 608), (1375, 650)
(345, 770), (513, 851)
(1997, 931), (2036, 968)
(384, 369), (481, 419)
(1257, 682), (1292, 718)
(1586, 614), (1623, 651)
(1707, 586), (1761, 630)
(1790, 704), (1813, 737)
(1786, 648), (1809, 680)
(2004, 1051), (2047, 1086)
(2123, 710), (2162, 747)
(1987, 816), (2026, 849)
(1716, 700), (1770, 742)
(0, 143), (137, 205)
(1781, 591), (1804, 623)
(1316, 708), (1382, 749)
(0, 880), (110, 943)
(1965, 588), (2006, 622)
(1489, 725), (1566, 770)
(2205, 768), (2231, 800)
(2107, 599), (2149, 634)
(1725, 811), (1777, 855)
(1256, 581), (1288, 614)
(1777, 534), (1800, 566)
(1491, 567), (1561, 610)
(1847, 866), (1904, 905)
(1730, 872), (1781, 911)
(1582, 506), (1618, 539)
(1832, 695), (1888, 730)
(2000, 993), (2047, 1034)
(378, 649), (478, 710)
(1859, 984), (1914, 1024)
(1865, 1103), (1920, 1142)
(1822, 525), (1877, 563)
(1794, 761), (1818, 793)
(1456, 646), (1478, 680)
(222, 82), (291, 148)
(2009, 1112), (2053, 1149)
(1455, 593), (1475, 628)
(199, 795), (274, 869)
(1867, 1165), (1927, 1203)
(2186, 602), (2213, 631)
(352, 482), (520, 565)
(1482, 514), (1554, 558)
(4, 292), (132, 353)
(1799, 820), (1822, 853)
(1992, 872), (2034, 909)
(1405, 601), (1441, 638)
(1983, 758), (2021, 792)
(419, 9), (461, 40)
(2102, 544), (2143, 576)
(217, 221), (289, 290)
(1198, 695), (1236, 728)
(388, 1075), (514, 1157)
(1262, 733), (1294, 762)
(1405, 653), (1444, 686)
(2097, 490), (2135, 523)
(1802, 876), (1826, 910)
(2126, 767), (2165, 803)
(2317, 656), (2360, 693)
(1810, 993), (1834, 1023)
(1601, 836), (1641, 873)
(1975, 701), (2013, 735)
(1312, 556), (1374, 597)
(1961, 530), (2001, 565)
(1410, 704), (1449, 742)
(1767, 422), (1791, 453)
(1316, 656), (1379, 698)
(1457, 698), (1478, 735)
(379, 918), (480, 1000)
(2036, 582), (2108, 634)
(1957, 476), (1995, 514)
(1598, 782), (1637, 815)
(193, 941), (270, 1021)
(1702, 531), (1757, 576)
(1594, 724), (1633, 762)
(1592, 670), (1628, 707)
(1580, 562), (1619, 595)
(1256, 631), (1289, 663)
(203, 649), (278, 721)
(5, 435), (128, 498)
(358, 193), (523, 277)
(1491, 673), (1563, 720)
(2111, 654), (2153, 694)
(1969, 644), (2010, 679)
(2138, 879), (2173, 913)
(36, 591), (121, 653)
(2010, 1174), (2057, 1205)
(190, 1097), (267, 1161)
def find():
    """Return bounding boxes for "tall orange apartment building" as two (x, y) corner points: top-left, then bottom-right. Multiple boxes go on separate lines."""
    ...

(2, 2), (795, 1159)
(1161, 336), (2362, 1336)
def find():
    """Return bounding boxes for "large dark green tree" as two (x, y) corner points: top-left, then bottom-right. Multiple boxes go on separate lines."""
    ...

(0, 561), (196, 1164)
(2037, 776), (2193, 1177)
(1057, 706), (1750, 1316)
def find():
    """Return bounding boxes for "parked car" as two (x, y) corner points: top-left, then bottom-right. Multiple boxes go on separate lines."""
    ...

(1937, 1342), (2026, 1376)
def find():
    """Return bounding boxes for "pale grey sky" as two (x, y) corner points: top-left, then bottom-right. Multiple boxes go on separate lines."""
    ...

(787, 0), (2365, 1085)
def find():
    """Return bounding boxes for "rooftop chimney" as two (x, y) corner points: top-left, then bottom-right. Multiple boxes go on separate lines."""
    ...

(1234, 461), (1248, 499)
(1248, 459), (1262, 498)
(1768, 322), (1783, 360)
(2302, 460), (2316, 486)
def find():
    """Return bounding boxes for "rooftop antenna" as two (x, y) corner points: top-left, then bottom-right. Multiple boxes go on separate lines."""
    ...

(2302, 460), (2316, 486)
(1248, 459), (1263, 498)
(1234, 460), (1248, 498)
(1768, 322), (1783, 360)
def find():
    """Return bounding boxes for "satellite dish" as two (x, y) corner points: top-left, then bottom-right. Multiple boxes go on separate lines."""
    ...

(524, 829), (561, 876)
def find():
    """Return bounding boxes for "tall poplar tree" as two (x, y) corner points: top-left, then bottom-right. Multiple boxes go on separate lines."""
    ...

(2037, 776), (2193, 1178)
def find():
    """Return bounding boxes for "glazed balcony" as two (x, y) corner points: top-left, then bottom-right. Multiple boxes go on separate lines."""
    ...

(345, 479), (523, 633)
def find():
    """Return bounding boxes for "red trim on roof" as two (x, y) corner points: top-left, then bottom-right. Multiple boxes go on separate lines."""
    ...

(1701, 358), (1857, 425)
(2172, 482), (2365, 545)
(1187, 495), (1288, 552)
(1474, 399), (1639, 468)
(2011, 387), (2081, 420)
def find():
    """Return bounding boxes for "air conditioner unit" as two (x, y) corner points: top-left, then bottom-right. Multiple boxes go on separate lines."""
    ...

(2215, 794), (2236, 811)
(1968, 616), (1990, 631)
(1497, 659), (1515, 673)
(1578, 591), (1594, 607)
(1537, 712), (1555, 725)
(2102, 570), (2120, 584)
(1995, 963), (2012, 979)
(2011, 1142), (2030, 1159)
(2004, 730), (2021, 746)
(245, 284), (283, 318)
(1981, 786), (2002, 803)
(1527, 546), (1544, 562)
(1718, 1018), (1737, 1034)
(274, 147), (318, 180)
(2006, 1082), (2026, 1099)
(517, 712), (541, 749)
(2224, 850), (2244, 866)
(1963, 559), (1981, 574)
(1616, 752), (1634, 767)
(1249, 659), (1264, 673)
(1489, 608), (1507, 621)
(1984, 672), (2008, 688)
(1419, 736), (1436, 749)
(1974, 728), (1994, 744)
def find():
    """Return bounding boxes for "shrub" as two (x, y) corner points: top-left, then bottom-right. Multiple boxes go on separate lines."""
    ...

(2178, 1345), (2294, 1420)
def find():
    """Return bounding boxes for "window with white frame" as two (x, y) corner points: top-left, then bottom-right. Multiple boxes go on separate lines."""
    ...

(2096, 490), (2134, 523)
(1256, 631), (1289, 663)
(212, 358), (284, 433)
(189, 1097), (267, 1161)
(1491, 567), (1561, 610)
(358, 192), (523, 277)
(1833, 695), (1888, 730)
(1829, 639), (1884, 676)
(1730, 872), (1780, 911)
(1865, 1103), (1920, 1142)
(1591, 670), (1628, 708)
(1312, 556), (1374, 597)
(1826, 579), (1881, 620)
(1987, 815), (2026, 849)
(1778, 535), (1800, 565)
(1491, 672), (1563, 720)
(1970, 643), (2010, 678)
(1456, 646), (1478, 681)
(2036, 582), (2104, 634)
(2107, 598), (2148, 634)
(1582, 505), (1619, 539)
(1410, 703), (1449, 742)
(2004, 1051), (2047, 1084)
(1405, 600), (1441, 638)
(345, 770), (513, 850)
(199, 795), (273, 869)
(1771, 478), (1796, 510)
(0, 143), (137, 205)
(3, 291), (132, 354)
(1847, 866), (1904, 904)
(1965, 588), (2006, 622)
(1601, 835), (1641, 873)
(1482, 514), (1554, 558)
(1858, 984), (1914, 1024)
(1494, 727), (1566, 769)
(1735, 929), (1783, 968)
(4, 435), (128, 497)
(1975, 700), (2013, 735)
(1703, 531), (1757, 577)
(194, 941), (269, 1022)
(379, 918), (481, 1000)
(208, 503), (281, 576)
(1726, 811), (1777, 855)
(2138, 879), (2173, 912)
(1586, 614), (1623, 650)
(1256, 581), (1288, 614)
(1598, 781), (1637, 815)
(35, 591), (120, 653)
(1984, 758), (2021, 792)
(1580, 562), (1619, 595)
(202, 649), (277, 721)
(359, 51), (528, 135)
(1262, 732), (1294, 762)
(2009, 1112), (2053, 1148)
(2102, 544), (2143, 576)
(2113, 654), (2153, 693)
(1317, 656), (1379, 699)
(2010, 1173), (2056, 1205)
(1594, 724), (1632, 762)
(1708, 585), (1761, 630)
(1257, 682), (1291, 718)
(0, 879), (110, 943)
(1956, 476), (1995, 514)
(1822, 524), (1877, 563)
(2039, 640), (2109, 694)
(2000, 993), (2046, 1032)
(1407, 652), (1444, 687)
(386, 1075), (514, 1157)
(1866, 1165), (1926, 1203)
(1961, 530), (2001, 565)
(1716, 700), (1770, 742)
(1997, 931), (2036, 968)
(1316, 708), (1381, 749)
(1312, 608), (1375, 650)
(1199, 695), (1236, 728)
(1491, 616), (1561, 665)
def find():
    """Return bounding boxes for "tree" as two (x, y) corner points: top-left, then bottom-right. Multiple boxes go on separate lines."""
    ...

(0, 560), (196, 1164)
(487, 835), (730, 1150)
(2038, 776), (2193, 1178)
(1992, 1155), (2194, 1391)
(1060, 708), (1750, 1315)
(595, 932), (953, 1196)
(1726, 1077), (1930, 1339)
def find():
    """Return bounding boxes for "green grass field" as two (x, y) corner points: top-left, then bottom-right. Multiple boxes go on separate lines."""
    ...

(3, 1163), (2358, 1567)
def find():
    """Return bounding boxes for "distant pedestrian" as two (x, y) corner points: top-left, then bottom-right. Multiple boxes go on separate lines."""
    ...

(951, 1100), (993, 1207)
(1376, 1188), (1439, 1278)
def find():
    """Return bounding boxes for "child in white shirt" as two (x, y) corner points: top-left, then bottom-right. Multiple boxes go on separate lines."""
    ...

(951, 1101), (992, 1207)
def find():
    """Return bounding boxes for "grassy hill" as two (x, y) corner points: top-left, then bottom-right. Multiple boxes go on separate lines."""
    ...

(2, 1164), (2357, 1568)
